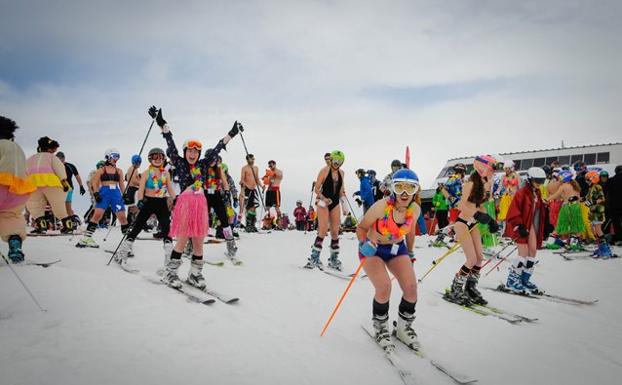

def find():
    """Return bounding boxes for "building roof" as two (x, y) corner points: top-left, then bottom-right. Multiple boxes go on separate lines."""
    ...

(447, 142), (622, 162)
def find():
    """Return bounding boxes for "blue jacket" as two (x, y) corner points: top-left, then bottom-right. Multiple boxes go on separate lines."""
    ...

(354, 176), (375, 207)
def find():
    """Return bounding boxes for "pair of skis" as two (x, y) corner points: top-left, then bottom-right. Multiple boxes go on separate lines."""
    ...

(144, 276), (239, 305)
(438, 291), (537, 324)
(484, 285), (598, 306)
(361, 324), (477, 385)
(1, 258), (61, 268)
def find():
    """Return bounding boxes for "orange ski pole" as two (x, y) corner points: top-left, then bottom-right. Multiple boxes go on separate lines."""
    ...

(320, 258), (367, 337)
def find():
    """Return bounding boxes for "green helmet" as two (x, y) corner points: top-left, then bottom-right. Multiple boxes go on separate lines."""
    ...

(330, 150), (345, 165)
(96, 160), (105, 169)
(599, 170), (609, 177)
(220, 163), (229, 173)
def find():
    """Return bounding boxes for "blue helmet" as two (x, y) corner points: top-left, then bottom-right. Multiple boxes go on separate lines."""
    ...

(131, 155), (142, 165)
(559, 170), (574, 183)
(391, 168), (420, 196)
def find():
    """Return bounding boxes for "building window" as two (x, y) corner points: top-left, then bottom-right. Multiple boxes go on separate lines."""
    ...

(597, 152), (610, 164)
(558, 155), (570, 165)
(571, 154), (583, 164)
(513, 160), (522, 170)
(521, 159), (533, 169)
(583, 153), (596, 165)
(533, 158), (545, 167)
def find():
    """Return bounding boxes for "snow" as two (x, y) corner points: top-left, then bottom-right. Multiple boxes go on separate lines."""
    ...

(2, 230), (622, 385)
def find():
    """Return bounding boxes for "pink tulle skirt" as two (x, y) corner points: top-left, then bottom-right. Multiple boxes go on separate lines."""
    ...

(169, 190), (209, 238)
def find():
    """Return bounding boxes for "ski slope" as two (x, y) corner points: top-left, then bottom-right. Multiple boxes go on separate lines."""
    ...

(2, 230), (622, 385)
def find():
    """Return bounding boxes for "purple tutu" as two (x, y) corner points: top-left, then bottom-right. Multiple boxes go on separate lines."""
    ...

(169, 190), (209, 238)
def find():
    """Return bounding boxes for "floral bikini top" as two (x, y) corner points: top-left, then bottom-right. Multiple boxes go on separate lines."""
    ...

(375, 197), (415, 241)
(145, 166), (167, 197)
(189, 165), (204, 192)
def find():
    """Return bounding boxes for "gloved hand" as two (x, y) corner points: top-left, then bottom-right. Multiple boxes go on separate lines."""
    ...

(156, 108), (167, 127)
(79, 185), (86, 195)
(224, 190), (231, 203)
(359, 239), (377, 257)
(137, 200), (145, 210)
(488, 220), (500, 234)
(228, 121), (240, 138)
(148, 106), (158, 119)
(61, 179), (70, 192)
(355, 197), (362, 207)
(94, 192), (102, 203)
(544, 222), (555, 239)
(473, 211), (493, 224)
(517, 224), (529, 238)
(233, 198), (239, 209)
(123, 194), (132, 205)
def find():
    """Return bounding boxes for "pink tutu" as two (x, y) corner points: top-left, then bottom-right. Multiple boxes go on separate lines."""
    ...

(169, 190), (209, 238)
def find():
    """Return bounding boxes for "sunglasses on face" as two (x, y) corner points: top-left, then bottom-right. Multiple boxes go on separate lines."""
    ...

(393, 182), (419, 195)
(150, 154), (164, 161)
(331, 160), (343, 167)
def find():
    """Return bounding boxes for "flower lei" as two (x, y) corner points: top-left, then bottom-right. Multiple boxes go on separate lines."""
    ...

(190, 165), (203, 191)
(149, 166), (167, 197)
(378, 196), (414, 240)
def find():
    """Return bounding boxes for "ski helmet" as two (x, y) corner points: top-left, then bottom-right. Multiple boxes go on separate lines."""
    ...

(586, 171), (599, 184)
(104, 148), (120, 161)
(559, 170), (574, 183)
(473, 154), (497, 177)
(96, 160), (105, 169)
(452, 163), (466, 173)
(148, 147), (165, 160)
(330, 150), (345, 166)
(183, 139), (202, 153)
(599, 170), (609, 178)
(391, 169), (420, 196)
(527, 167), (546, 184)
(131, 154), (142, 165)
(391, 159), (402, 169)
(367, 169), (376, 177)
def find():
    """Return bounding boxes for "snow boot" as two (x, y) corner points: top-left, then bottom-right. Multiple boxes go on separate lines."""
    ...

(506, 265), (527, 294)
(444, 274), (472, 306)
(372, 314), (395, 352)
(162, 258), (183, 289)
(393, 312), (419, 350)
(327, 239), (342, 271)
(7, 235), (25, 263)
(186, 259), (206, 290)
(304, 237), (324, 269)
(465, 272), (487, 305)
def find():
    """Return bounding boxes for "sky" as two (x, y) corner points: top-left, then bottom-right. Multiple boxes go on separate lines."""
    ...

(1, 0), (621, 216)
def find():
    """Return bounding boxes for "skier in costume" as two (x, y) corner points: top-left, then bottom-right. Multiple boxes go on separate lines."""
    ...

(504, 167), (550, 294)
(546, 168), (563, 228)
(432, 183), (449, 232)
(443, 155), (499, 306)
(434, 163), (467, 245)
(25, 137), (74, 234)
(154, 107), (239, 289)
(497, 160), (520, 224)
(585, 171), (612, 258)
(115, 148), (176, 265)
(76, 148), (130, 247)
(380, 159), (403, 196)
(220, 162), (240, 236)
(124, 154), (142, 226)
(204, 154), (238, 257)
(546, 170), (585, 251)
(357, 169), (421, 351)
(0, 116), (36, 262)
(304, 150), (348, 270)
(239, 154), (261, 232)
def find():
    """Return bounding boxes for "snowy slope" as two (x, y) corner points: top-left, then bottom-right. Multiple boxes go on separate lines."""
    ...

(2, 230), (622, 385)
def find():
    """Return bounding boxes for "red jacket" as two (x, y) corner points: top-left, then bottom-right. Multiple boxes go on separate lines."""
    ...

(505, 183), (547, 247)
(293, 207), (307, 221)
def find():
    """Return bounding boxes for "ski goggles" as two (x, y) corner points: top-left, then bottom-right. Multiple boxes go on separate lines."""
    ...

(392, 181), (419, 195)
(331, 159), (343, 167)
(109, 152), (120, 160)
(149, 153), (165, 160)
(184, 139), (203, 151)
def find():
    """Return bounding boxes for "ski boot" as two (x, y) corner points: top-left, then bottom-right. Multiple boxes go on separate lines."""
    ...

(327, 239), (342, 271)
(431, 232), (448, 248)
(465, 273), (487, 305)
(162, 258), (183, 289)
(7, 235), (25, 263)
(304, 237), (324, 269)
(443, 275), (472, 306)
(393, 312), (419, 350)
(30, 216), (48, 234)
(76, 236), (99, 248)
(186, 259), (207, 290)
(521, 271), (543, 295)
(593, 239), (613, 259)
(505, 265), (527, 294)
(226, 239), (238, 257)
(372, 314), (395, 352)
(567, 236), (583, 252)
(115, 239), (134, 264)
(157, 241), (174, 276)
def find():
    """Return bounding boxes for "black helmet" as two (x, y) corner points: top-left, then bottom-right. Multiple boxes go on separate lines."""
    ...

(355, 168), (366, 176)
(367, 169), (376, 176)
(542, 165), (552, 177)
(148, 147), (166, 158)
(453, 163), (466, 173)
(391, 159), (402, 168)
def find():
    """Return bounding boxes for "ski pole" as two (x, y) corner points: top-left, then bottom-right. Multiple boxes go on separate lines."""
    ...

(106, 111), (157, 264)
(418, 225), (477, 283)
(484, 245), (518, 277)
(320, 258), (366, 337)
(480, 238), (518, 269)
(344, 195), (357, 217)
(0, 252), (47, 312)
(304, 181), (315, 234)
(238, 126), (267, 215)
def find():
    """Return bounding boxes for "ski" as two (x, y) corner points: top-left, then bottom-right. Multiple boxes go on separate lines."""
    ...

(201, 287), (239, 304)
(438, 291), (522, 324)
(144, 276), (216, 305)
(361, 325), (417, 385)
(429, 360), (478, 385)
(2, 259), (62, 268)
(323, 268), (351, 280)
(181, 254), (225, 267)
(472, 303), (538, 323)
(484, 285), (598, 306)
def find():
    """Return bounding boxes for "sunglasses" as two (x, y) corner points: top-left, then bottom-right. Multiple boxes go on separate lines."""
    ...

(150, 154), (165, 160)
(331, 160), (343, 167)
(393, 182), (419, 195)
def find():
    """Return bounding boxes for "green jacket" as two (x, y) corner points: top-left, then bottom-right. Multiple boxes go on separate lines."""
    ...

(433, 192), (449, 211)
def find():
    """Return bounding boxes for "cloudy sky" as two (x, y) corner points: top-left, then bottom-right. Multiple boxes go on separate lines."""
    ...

(1, 0), (621, 215)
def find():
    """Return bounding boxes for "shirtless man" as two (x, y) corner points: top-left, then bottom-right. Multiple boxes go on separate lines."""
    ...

(124, 155), (142, 225)
(239, 154), (261, 232)
(264, 160), (283, 216)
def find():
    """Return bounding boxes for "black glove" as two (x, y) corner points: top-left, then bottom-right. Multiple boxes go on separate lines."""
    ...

(544, 222), (555, 239)
(228, 121), (240, 137)
(123, 194), (132, 205)
(488, 220), (500, 234)
(156, 108), (167, 127)
(473, 211), (493, 224)
(517, 224), (529, 238)
(79, 185), (86, 195)
(148, 106), (158, 119)
(61, 179), (70, 192)
(94, 191), (102, 203)
(137, 200), (145, 210)
(355, 197), (362, 207)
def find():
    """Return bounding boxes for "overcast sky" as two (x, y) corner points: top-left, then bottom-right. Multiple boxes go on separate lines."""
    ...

(2, 0), (621, 216)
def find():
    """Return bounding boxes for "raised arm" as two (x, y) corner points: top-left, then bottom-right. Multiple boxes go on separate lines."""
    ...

(202, 121), (241, 165)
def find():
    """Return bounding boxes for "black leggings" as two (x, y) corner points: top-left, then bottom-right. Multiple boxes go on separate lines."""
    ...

(436, 210), (449, 230)
(126, 197), (171, 242)
(206, 192), (229, 227)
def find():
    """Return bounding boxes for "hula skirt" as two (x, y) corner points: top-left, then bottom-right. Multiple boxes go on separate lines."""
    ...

(555, 202), (585, 236)
(548, 200), (562, 228)
(479, 200), (498, 248)
(169, 189), (209, 238)
(498, 194), (513, 221)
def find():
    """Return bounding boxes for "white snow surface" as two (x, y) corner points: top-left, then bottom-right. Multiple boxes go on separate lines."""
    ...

(2, 230), (622, 385)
